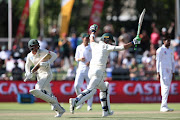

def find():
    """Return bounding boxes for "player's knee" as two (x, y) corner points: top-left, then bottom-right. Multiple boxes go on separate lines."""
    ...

(29, 89), (41, 98)
(99, 90), (107, 99)
(99, 82), (109, 92)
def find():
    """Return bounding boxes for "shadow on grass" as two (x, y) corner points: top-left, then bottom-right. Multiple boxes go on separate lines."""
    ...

(0, 109), (49, 112)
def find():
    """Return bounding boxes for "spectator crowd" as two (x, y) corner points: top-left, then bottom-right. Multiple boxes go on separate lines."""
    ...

(0, 22), (179, 81)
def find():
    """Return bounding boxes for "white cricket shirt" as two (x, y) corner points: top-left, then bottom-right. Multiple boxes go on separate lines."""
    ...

(89, 41), (124, 70)
(156, 45), (175, 73)
(25, 49), (57, 74)
(75, 44), (92, 69)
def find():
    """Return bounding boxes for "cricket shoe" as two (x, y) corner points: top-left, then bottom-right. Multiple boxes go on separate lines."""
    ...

(54, 109), (65, 117)
(87, 106), (92, 111)
(52, 103), (65, 113)
(160, 107), (174, 112)
(69, 98), (76, 114)
(102, 110), (114, 117)
(76, 102), (85, 110)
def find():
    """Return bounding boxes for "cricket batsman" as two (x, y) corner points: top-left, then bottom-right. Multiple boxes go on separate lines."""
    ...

(24, 39), (65, 117)
(156, 36), (175, 112)
(69, 24), (141, 117)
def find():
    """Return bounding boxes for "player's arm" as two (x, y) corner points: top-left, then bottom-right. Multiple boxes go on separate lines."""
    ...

(74, 46), (85, 62)
(48, 51), (57, 64)
(111, 38), (140, 51)
(75, 46), (80, 61)
(90, 32), (96, 43)
(39, 51), (57, 68)
(171, 50), (175, 80)
(25, 54), (33, 73)
(156, 48), (161, 81)
(89, 24), (98, 43)
(25, 54), (33, 80)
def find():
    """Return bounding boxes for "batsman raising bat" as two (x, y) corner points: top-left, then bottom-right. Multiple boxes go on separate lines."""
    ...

(69, 24), (141, 117)
(24, 39), (65, 117)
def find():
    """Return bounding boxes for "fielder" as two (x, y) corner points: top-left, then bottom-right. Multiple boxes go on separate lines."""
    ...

(69, 24), (140, 117)
(156, 36), (175, 112)
(25, 39), (65, 117)
(74, 33), (93, 111)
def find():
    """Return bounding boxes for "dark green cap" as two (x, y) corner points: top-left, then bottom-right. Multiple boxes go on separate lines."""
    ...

(82, 33), (89, 38)
(101, 33), (114, 41)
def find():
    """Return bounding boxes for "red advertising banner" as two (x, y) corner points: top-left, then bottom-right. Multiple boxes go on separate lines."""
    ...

(88, 0), (104, 31)
(0, 81), (180, 103)
(14, 0), (29, 44)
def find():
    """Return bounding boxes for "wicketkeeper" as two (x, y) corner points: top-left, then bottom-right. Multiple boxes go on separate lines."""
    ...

(25, 39), (65, 117)
(69, 24), (141, 117)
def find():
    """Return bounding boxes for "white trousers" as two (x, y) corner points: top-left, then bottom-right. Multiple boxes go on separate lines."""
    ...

(74, 68), (93, 107)
(87, 69), (107, 91)
(160, 68), (172, 108)
(75, 68), (108, 107)
(35, 72), (53, 95)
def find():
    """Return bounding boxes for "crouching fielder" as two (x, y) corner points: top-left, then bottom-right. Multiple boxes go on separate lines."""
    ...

(24, 39), (65, 117)
(69, 24), (140, 117)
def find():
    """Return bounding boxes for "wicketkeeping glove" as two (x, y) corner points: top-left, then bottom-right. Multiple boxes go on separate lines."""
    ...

(133, 36), (141, 45)
(89, 24), (98, 33)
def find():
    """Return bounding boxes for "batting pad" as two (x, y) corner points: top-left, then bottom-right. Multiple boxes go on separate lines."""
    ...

(100, 82), (111, 112)
(29, 89), (58, 104)
(76, 89), (96, 106)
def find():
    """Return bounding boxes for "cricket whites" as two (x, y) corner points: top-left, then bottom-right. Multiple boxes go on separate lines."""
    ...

(24, 53), (51, 82)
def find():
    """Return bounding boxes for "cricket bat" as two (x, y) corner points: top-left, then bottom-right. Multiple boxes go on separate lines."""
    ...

(134, 8), (146, 50)
(24, 53), (51, 82)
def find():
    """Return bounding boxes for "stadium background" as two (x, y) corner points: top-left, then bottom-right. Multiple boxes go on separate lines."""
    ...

(0, 1), (180, 119)
(0, 0), (180, 105)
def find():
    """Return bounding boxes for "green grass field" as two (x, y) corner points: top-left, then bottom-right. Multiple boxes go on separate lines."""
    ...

(0, 103), (180, 120)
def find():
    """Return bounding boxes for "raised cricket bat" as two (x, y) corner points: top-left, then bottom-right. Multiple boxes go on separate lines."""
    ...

(24, 53), (51, 82)
(134, 8), (146, 50)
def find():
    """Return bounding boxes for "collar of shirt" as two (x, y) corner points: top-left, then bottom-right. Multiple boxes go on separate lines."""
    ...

(31, 49), (40, 57)
(81, 43), (90, 48)
(162, 45), (169, 50)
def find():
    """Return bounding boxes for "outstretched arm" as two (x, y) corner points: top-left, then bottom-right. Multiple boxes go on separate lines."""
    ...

(124, 42), (134, 49)
(90, 32), (96, 43)
(89, 24), (98, 43)
(113, 38), (140, 51)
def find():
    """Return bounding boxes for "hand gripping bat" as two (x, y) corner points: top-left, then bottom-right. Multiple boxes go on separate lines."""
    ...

(24, 53), (51, 82)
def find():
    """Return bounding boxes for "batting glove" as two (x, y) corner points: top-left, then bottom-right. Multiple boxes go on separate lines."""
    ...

(89, 24), (98, 33)
(133, 37), (141, 45)
(40, 61), (50, 68)
(25, 72), (33, 79)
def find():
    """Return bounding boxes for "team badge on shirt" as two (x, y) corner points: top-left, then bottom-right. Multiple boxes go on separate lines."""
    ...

(164, 51), (167, 55)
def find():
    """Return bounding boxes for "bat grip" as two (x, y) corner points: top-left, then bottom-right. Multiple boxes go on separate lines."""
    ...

(134, 44), (138, 50)
(24, 77), (28, 82)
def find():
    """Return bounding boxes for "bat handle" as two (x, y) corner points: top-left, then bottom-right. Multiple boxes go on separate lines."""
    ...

(134, 44), (138, 50)
(134, 35), (139, 51)
(24, 77), (28, 82)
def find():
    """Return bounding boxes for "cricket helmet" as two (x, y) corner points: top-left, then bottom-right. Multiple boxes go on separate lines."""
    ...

(28, 39), (39, 50)
(101, 33), (116, 45)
